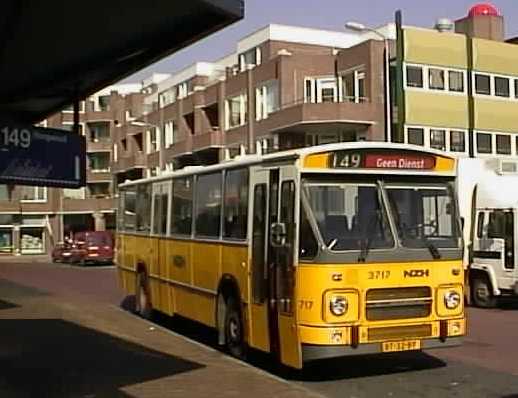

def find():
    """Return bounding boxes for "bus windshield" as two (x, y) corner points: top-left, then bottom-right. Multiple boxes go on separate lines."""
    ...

(304, 182), (394, 251)
(385, 184), (460, 249)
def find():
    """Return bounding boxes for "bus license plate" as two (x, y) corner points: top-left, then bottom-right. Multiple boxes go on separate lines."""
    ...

(382, 339), (421, 352)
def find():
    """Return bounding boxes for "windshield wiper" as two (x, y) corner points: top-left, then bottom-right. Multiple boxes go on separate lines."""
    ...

(358, 237), (370, 263)
(423, 237), (441, 259)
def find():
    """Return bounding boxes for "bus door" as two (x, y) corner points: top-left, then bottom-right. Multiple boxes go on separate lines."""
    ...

(249, 169), (271, 353)
(270, 166), (301, 368)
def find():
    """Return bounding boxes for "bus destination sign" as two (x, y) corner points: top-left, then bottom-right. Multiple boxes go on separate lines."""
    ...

(0, 123), (86, 188)
(332, 151), (436, 170)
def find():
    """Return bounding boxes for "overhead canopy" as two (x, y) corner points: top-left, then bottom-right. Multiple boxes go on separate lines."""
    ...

(0, 0), (243, 124)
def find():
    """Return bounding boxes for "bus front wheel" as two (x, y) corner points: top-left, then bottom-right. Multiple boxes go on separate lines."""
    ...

(135, 272), (153, 319)
(224, 296), (246, 359)
(471, 274), (497, 308)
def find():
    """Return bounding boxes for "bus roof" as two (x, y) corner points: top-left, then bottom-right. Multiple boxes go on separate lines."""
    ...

(119, 142), (456, 188)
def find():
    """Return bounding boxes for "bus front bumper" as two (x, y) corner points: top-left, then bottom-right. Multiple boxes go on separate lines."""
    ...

(302, 336), (463, 362)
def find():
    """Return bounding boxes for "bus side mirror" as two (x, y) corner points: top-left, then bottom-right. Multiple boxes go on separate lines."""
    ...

(271, 222), (287, 248)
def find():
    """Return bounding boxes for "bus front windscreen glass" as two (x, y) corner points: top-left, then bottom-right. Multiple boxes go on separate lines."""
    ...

(304, 183), (394, 251)
(385, 185), (460, 249)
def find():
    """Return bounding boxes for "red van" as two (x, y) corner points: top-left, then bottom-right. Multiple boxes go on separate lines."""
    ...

(70, 231), (114, 265)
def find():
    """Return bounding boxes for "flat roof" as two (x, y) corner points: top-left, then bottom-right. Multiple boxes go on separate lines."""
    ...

(0, 0), (243, 124)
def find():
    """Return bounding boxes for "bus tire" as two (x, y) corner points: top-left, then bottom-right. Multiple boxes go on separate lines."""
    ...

(471, 274), (497, 308)
(224, 296), (246, 360)
(135, 271), (153, 319)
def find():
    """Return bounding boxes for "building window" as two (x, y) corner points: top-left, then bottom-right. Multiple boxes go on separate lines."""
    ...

(163, 120), (176, 148)
(430, 129), (446, 150)
(63, 188), (86, 200)
(429, 68), (445, 90)
(496, 134), (512, 155)
(146, 127), (160, 153)
(239, 47), (262, 72)
(159, 87), (176, 108)
(515, 80), (518, 99)
(87, 152), (110, 172)
(305, 77), (339, 103)
(406, 66), (423, 88)
(407, 127), (424, 146)
(448, 71), (464, 93)
(88, 122), (110, 142)
(88, 183), (110, 198)
(0, 185), (10, 201)
(171, 177), (193, 235)
(195, 172), (222, 238)
(225, 94), (248, 130)
(20, 186), (47, 202)
(96, 95), (111, 112)
(256, 81), (279, 121)
(450, 130), (466, 152)
(475, 74), (491, 95)
(223, 169), (248, 240)
(476, 133), (492, 154)
(177, 81), (191, 99)
(494, 77), (510, 98)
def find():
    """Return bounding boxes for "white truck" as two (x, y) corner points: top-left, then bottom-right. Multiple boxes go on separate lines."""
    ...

(457, 157), (518, 307)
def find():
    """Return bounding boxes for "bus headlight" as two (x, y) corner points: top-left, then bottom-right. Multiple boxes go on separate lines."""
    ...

(329, 295), (348, 316)
(444, 291), (461, 310)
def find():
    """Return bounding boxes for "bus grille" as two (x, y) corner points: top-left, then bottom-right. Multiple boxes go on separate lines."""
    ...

(368, 324), (432, 342)
(366, 287), (432, 321)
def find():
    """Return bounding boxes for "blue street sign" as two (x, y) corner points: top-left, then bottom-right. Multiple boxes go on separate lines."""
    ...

(0, 124), (86, 188)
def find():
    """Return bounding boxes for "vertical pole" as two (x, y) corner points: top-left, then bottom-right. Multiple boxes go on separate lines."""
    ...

(73, 98), (80, 135)
(395, 10), (406, 143)
(384, 39), (392, 142)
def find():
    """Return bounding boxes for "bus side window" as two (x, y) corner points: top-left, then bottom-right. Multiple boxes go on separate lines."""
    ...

(476, 212), (485, 238)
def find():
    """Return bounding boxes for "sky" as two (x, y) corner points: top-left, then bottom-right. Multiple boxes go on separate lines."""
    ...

(122, 0), (518, 83)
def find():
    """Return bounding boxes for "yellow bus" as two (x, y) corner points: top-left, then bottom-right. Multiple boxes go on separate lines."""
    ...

(116, 142), (465, 369)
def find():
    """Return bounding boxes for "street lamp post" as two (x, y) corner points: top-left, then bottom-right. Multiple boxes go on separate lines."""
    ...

(345, 22), (392, 143)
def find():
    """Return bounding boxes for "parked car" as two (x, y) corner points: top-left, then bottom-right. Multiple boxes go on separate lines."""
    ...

(70, 231), (114, 265)
(51, 241), (73, 263)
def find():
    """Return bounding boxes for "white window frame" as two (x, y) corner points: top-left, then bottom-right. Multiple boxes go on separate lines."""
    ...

(62, 101), (85, 113)
(304, 76), (338, 104)
(20, 186), (47, 203)
(404, 62), (467, 95)
(163, 120), (176, 148)
(113, 143), (118, 162)
(338, 67), (366, 103)
(405, 125), (468, 155)
(472, 71), (518, 101)
(225, 93), (248, 130)
(474, 130), (517, 157)
(146, 127), (160, 154)
(255, 80), (279, 121)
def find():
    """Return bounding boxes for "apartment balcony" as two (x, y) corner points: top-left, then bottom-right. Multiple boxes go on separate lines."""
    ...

(85, 108), (112, 121)
(87, 140), (112, 152)
(255, 97), (380, 137)
(192, 130), (223, 152)
(164, 136), (193, 159)
(87, 170), (112, 182)
(112, 152), (147, 173)
(62, 197), (115, 213)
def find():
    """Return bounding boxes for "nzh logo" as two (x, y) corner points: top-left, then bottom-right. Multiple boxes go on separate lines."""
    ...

(403, 269), (430, 278)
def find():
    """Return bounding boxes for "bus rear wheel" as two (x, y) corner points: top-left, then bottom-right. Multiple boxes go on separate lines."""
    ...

(471, 275), (497, 308)
(224, 296), (246, 359)
(135, 272), (153, 319)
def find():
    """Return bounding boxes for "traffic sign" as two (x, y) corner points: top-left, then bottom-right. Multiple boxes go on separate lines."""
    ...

(0, 124), (86, 188)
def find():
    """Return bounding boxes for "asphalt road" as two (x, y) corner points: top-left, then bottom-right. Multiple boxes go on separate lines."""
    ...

(1, 258), (518, 398)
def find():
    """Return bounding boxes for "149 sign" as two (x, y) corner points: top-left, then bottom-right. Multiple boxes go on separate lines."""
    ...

(0, 126), (31, 148)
